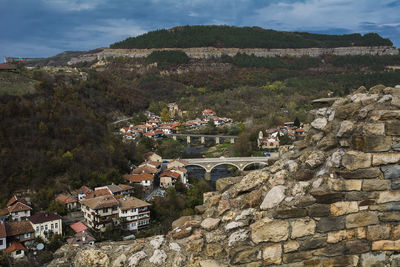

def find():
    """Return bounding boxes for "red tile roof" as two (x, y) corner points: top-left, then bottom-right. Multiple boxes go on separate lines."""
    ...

(6, 242), (25, 253)
(123, 173), (154, 183)
(8, 202), (32, 213)
(133, 165), (158, 174)
(55, 194), (77, 204)
(80, 195), (119, 210)
(70, 221), (88, 233)
(7, 195), (26, 207)
(0, 221), (6, 238)
(160, 171), (180, 179)
(77, 186), (92, 195)
(5, 221), (34, 236)
(118, 184), (133, 191)
(84, 188), (112, 199)
(0, 208), (8, 217)
(28, 212), (62, 224)
(118, 197), (151, 210)
(0, 64), (16, 71)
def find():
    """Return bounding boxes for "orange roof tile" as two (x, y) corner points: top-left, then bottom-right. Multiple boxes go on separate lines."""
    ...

(5, 221), (34, 236)
(6, 242), (25, 253)
(0, 221), (6, 238)
(123, 173), (154, 183)
(55, 194), (77, 204)
(8, 202), (32, 213)
(70, 221), (88, 233)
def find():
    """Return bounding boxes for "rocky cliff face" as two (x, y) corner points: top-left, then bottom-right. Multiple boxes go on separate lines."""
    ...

(67, 46), (399, 65)
(50, 84), (400, 267)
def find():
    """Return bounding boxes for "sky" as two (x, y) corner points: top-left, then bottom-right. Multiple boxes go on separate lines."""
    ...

(1, 0), (400, 61)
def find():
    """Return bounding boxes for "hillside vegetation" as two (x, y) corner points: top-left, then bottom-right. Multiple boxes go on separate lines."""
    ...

(110, 25), (393, 49)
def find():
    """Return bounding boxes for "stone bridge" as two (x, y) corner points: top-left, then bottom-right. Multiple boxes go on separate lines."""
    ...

(165, 133), (237, 144)
(182, 154), (279, 180)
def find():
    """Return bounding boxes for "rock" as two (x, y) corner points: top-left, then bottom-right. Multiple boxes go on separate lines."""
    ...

(346, 212), (379, 228)
(195, 205), (207, 214)
(322, 256), (359, 267)
(311, 117), (327, 130)
(198, 260), (227, 267)
(298, 235), (327, 250)
(327, 229), (355, 243)
(112, 254), (126, 267)
(381, 164), (400, 179)
(250, 218), (289, 244)
(294, 169), (315, 181)
(205, 243), (224, 258)
(336, 168), (381, 179)
(225, 221), (243, 231)
(373, 153), (400, 166)
(127, 251), (146, 266)
(169, 242), (181, 252)
(263, 244), (282, 265)
(367, 224), (391, 241)
(274, 208), (307, 219)
(230, 246), (260, 265)
(362, 123), (385, 135)
(330, 201), (359, 216)
(270, 169), (287, 186)
(239, 189), (263, 209)
(362, 179), (390, 191)
(341, 151), (371, 170)
(235, 208), (255, 221)
(230, 170), (270, 197)
(149, 250), (167, 265)
(284, 240), (300, 253)
(378, 95), (392, 103)
(307, 204), (331, 217)
(377, 190), (400, 203)
(204, 192), (221, 207)
(337, 120), (354, 137)
(371, 110), (400, 121)
(217, 200), (230, 215)
(352, 136), (391, 152)
(260, 185), (286, 210)
(222, 211), (236, 222)
(372, 240), (400, 251)
(205, 230), (225, 243)
(311, 191), (344, 204)
(290, 218), (316, 238)
(326, 149), (345, 168)
(74, 249), (110, 267)
(150, 235), (165, 249)
(283, 251), (313, 264)
(172, 216), (201, 229)
(305, 151), (325, 168)
(335, 102), (362, 119)
(369, 84), (386, 94)
(316, 216), (345, 232)
(171, 227), (192, 239)
(187, 238), (204, 253)
(345, 240), (370, 254)
(228, 229), (249, 246)
(360, 252), (386, 267)
(201, 218), (220, 231)
(216, 176), (242, 193)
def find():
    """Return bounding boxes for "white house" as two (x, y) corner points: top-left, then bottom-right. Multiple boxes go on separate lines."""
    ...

(28, 212), (62, 241)
(76, 186), (92, 201)
(118, 197), (151, 231)
(7, 202), (32, 221)
(80, 195), (119, 231)
(6, 242), (26, 259)
(123, 173), (154, 188)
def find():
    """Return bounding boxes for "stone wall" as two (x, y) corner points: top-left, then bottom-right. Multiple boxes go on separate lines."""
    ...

(50, 84), (400, 267)
(67, 46), (399, 65)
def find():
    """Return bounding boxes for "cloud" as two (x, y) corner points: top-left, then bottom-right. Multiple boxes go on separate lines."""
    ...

(42, 0), (104, 11)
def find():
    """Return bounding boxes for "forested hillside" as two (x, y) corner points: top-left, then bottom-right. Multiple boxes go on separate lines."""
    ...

(110, 25), (393, 49)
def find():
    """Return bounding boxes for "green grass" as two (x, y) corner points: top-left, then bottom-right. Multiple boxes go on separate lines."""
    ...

(0, 72), (38, 95)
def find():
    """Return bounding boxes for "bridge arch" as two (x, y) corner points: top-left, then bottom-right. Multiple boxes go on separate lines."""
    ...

(209, 162), (241, 173)
(185, 164), (208, 172)
(242, 161), (268, 171)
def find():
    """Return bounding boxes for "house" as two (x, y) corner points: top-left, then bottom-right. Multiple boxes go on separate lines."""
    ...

(139, 161), (163, 170)
(28, 212), (62, 241)
(0, 63), (17, 72)
(166, 159), (188, 169)
(93, 184), (133, 199)
(159, 171), (181, 188)
(0, 221), (6, 251)
(84, 188), (113, 199)
(5, 221), (35, 247)
(118, 197), (151, 231)
(80, 195), (119, 231)
(133, 165), (159, 175)
(144, 152), (162, 162)
(7, 202), (32, 221)
(168, 103), (182, 117)
(123, 173), (154, 187)
(76, 186), (92, 201)
(168, 167), (188, 184)
(6, 242), (26, 259)
(295, 128), (305, 136)
(70, 221), (87, 233)
(55, 194), (79, 211)
(117, 184), (134, 196)
(202, 109), (216, 117)
(67, 230), (96, 247)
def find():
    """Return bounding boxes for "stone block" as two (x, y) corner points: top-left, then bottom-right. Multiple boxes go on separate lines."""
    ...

(372, 240), (400, 251)
(342, 151), (371, 170)
(345, 212), (379, 228)
(345, 191), (379, 201)
(274, 208), (307, 219)
(260, 186), (286, 210)
(311, 192), (345, 204)
(263, 244), (282, 265)
(230, 246), (260, 265)
(362, 123), (385, 136)
(283, 251), (313, 264)
(352, 136), (391, 152)
(345, 240), (370, 254)
(290, 218), (316, 239)
(337, 120), (354, 137)
(357, 227), (367, 239)
(294, 169), (315, 181)
(322, 255), (359, 267)
(284, 240), (300, 253)
(187, 238), (204, 253)
(377, 190), (400, 203)
(201, 218), (221, 231)
(391, 224), (400, 239)
(298, 235), (327, 251)
(386, 121), (400, 135)
(362, 179), (391, 191)
(336, 168), (381, 179)
(344, 180), (362, 191)
(360, 252), (386, 267)
(381, 164), (400, 179)
(216, 176), (242, 192)
(371, 110), (400, 121)
(373, 153), (400, 166)
(327, 229), (355, 243)
(316, 216), (345, 233)
(392, 179), (400, 190)
(379, 212), (400, 222)
(367, 224), (391, 240)
(330, 201), (358, 216)
(313, 243), (345, 257)
(250, 218), (289, 244)
(205, 243), (224, 259)
(307, 204), (331, 217)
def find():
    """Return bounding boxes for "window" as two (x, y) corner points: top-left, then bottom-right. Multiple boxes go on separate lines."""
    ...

(51, 224), (54, 229)
(36, 227), (39, 232)
(103, 208), (108, 213)
(24, 233), (30, 238)
(16, 250), (22, 255)
(40, 226), (44, 231)
(0, 239), (3, 246)
(45, 225), (48, 231)
(55, 222), (58, 228)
